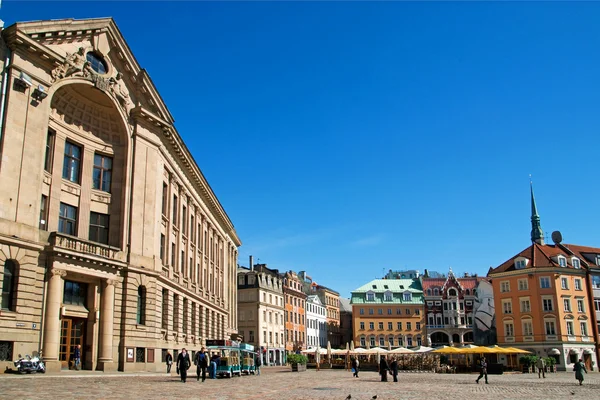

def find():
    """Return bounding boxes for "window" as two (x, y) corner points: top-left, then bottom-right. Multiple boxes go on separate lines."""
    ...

(63, 280), (87, 306)
(378, 322), (384, 330)
(502, 300), (512, 314)
(406, 322), (412, 330)
(359, 308), (364, 315)
(558, 257), (567, 267)
(522, 320), (533, 336)
(520, 299), (531, 313)
(540, 277), (551, 289)
(563, 299), (571, 312)
(575, 279), (582, 291)
(515, 259), (526, 269)
(89, 212), (109, 245)
(44, 130), (55, 172)
(396, 308), (402, 315)
(403, 292), (412, 301)
(39, 195), (48, 230)
(595, 299), (600, 312)
(573, 258), (580, 269)
(172, 294), (179, 330)
(369, 322), (374, 330)
(378, 308), (383, 315)
(407, 337), (413, 347)
(388, 322), (392, 330)
(58, 203), (77, 236)
(577, 300), (584, 313)
(86, 52), (108, 74)
(369, 308), (374, 315)
(566, 321), (574, 336)
(171, 243), (176, 267)
(370, 337), (376, 347)
(504, 322), (514, 337)
(360, 337), (366, 347)
(137, 286), (146, 325)
(397, 322), (402, 330)
(561, 278), (568, 290)
(500, 281), (510, 293)
(366, 292), (375, 301)
(62, 141), (82, 183)
(360, 322), (365, 330)
(384, 291), (392, 301)
(416, 322), (421, 330)
(379, 337), (385, 346)
(0, 341), (14, 361)
(160, 234), (166, 262)
(92, 154), (112, 192)
(518, 279), (528, 291)
(172, 195), (178, 225)
(161, 289), (168, 329)
(162, 183), (168, 216)
(580, 322), (588, 337)
(545, 320), (556, 335)
(1, 260), (18, 311)
(182, 205), (187, 235)
(593, 276), (600, 289)
(542, 298), (553, 312)
(387, 308), (392, 315)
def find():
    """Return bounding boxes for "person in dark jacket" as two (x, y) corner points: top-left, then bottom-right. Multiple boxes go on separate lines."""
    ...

(351, 357), (359, 378)
(574, 359), (587, 385)
(255, 354), (262, 376)
(390, 357), (398, 382)
(379, 356), (390, 382)
(177, 348), (191, 383)
(166, 351), (173, 374)
(476, 357), (488, 384)
(195, 348), (208, 382)
(72, 344), (82, 370)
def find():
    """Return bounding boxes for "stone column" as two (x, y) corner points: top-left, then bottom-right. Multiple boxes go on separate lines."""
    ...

(98, 279), (117, 372)
(43, 268), (66, 372)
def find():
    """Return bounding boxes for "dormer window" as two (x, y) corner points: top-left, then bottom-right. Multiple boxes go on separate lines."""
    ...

(384, 291), (393, 302)
(427, 289), (432, 296)
(403, 291), (412, 301)
(384, 285), (389, 289)
(433, 288), (439, 296)
(366, 291), (375, 302)
(372, 285), (377, 289)
(596, 256), (600, 266)
(572, 258), (581, 269)
(514, 257), (529, 270)
(558, 256), (567, 267)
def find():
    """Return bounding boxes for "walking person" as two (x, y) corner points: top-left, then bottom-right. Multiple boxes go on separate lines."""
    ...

(475, 356), (488, 384)
(210, 354), (219, 379)
(536, 357), (546, 379)
(73, 344), (81, 370)
(166, 351), (173, 374)
(574, 359), (587, 385)
(351, 357), (359, 378)
(379, 356), (390, 382)
(255, 354), (262, 375)
(195, 348), (208, 382)
(177, 348), (191, 383)
(390, 357), (399, 382)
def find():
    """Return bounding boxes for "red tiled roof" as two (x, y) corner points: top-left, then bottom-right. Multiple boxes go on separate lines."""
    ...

(421, 279), (445, 290)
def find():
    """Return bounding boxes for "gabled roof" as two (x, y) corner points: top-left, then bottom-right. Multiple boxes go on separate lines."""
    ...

(339, 298), (352, 313)
(352, 279), (423, 293)
(489, 242), (600, 275)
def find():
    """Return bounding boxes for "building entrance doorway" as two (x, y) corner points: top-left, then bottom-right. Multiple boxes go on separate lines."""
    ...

(583, 353), (592, 371)
(59, 317), (86, 369)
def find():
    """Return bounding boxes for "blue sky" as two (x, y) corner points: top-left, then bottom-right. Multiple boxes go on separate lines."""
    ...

(3, 2), (600, 298)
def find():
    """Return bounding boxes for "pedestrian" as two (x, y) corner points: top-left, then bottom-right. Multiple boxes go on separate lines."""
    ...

(195, 347), (208, 382)
(210, 354), (219, 379)
(351, 357), (359, 378)
(475, 356), (488, 384)
(390, 357), (398, 382)
(255, 354), (262, 376)
(379, 356), (390, 382)
(536, 357), (546, 379)
(166, 351), (173, 374)
(574, 359), (587, 385)
(73, 344), (81, 370)
(177, 348), (191, 383)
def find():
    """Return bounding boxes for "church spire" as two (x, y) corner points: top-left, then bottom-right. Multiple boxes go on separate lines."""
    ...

(530, 180), (544, 245)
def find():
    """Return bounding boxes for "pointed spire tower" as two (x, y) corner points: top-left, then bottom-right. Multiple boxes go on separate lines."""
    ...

(530, 181), (545, 245)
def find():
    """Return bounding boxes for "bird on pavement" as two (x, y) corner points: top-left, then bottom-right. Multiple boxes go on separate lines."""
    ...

(345, 396), (351, 400)
(372, 396), (378, 399)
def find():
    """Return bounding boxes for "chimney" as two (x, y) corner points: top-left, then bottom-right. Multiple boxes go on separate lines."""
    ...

(249, 255), (254, 271)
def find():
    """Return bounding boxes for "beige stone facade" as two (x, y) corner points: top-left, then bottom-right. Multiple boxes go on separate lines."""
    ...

(0, 18), (240, 372)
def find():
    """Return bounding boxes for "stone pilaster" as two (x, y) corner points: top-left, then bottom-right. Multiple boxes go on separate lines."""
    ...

(97, 279), (117, 371)
(43, 268), (66, 372)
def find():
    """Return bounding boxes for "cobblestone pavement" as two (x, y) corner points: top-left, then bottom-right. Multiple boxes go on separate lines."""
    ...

(1, 367), (599, 400)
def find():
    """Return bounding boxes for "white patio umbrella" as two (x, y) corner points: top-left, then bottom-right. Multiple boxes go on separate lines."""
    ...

(389, 347), (413, 354)
(315, 346), (321, 369)
(327, 341), (332, 361)
(350, 341), (355, 352)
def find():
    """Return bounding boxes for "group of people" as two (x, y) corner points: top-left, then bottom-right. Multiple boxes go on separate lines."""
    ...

(165, 348), (226, 383)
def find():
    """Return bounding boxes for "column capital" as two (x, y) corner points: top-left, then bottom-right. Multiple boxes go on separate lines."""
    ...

(106, 279), (118, 287)
(50, 268), (67, 278)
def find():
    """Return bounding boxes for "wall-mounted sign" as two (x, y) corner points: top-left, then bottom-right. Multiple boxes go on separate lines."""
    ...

(127, 348), (134, 362)
(16, 323), (25, 327)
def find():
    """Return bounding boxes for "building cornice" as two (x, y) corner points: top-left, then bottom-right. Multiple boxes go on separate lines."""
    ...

(489, 267), (587, 279)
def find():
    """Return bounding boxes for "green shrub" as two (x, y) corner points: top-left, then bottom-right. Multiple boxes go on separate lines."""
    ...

(519, 355), (538, 367)
(287, 354), (308, 365)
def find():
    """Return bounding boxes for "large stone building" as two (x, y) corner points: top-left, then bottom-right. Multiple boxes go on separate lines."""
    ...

(0, 18), (241, 372)
(351, 279), (425, 348)
(282, 270), (306, 355)
(488, 184), (598, 371)
(421, 269), (484, 347)
(237, 262), (285, 365)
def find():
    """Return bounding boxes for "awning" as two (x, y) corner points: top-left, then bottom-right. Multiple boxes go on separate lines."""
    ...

(569, 349), (579, 355)
(548, 348), (560, 356)
(584, 349), (594, 355)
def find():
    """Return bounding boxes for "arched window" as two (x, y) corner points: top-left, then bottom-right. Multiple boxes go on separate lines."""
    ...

(86, 52), (108, 74)
(137, 286), (146, 325)
(448, 288), (457, 297)
(1, 260), (18, 311)
(433, 288), (439, 296)
(427, 289), (432, 296)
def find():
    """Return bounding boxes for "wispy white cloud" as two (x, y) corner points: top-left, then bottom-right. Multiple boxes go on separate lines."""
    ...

(350, 235), (384, 247)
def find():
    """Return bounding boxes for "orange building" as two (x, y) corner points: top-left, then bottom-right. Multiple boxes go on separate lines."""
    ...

(488, 184), (598, 371)
(283, 271), (306, 353)
(351, 279), (425, 349)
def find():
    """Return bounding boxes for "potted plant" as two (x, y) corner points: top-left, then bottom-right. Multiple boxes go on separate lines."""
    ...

(519, 355), (537, 373)
(288, 353), (308, 372)
(544, 357), (556, 373)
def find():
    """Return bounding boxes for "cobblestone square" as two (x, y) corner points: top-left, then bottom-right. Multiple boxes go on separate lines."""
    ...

(1, 367), (599, 400)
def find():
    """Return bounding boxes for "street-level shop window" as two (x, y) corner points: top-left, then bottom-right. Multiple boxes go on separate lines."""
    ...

(0, 341), (13, 361)
(136, 347), (145, 363)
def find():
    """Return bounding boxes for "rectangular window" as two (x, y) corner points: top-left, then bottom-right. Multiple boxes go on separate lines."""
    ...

(378, 308), (383, 315)
(162, 183), (168, 216)
(500, 281), (510, 292)
(369, 322), (374, 330)
(360, 337), (366, 347)
(542, 298), (553, 312)
(566, 321), (574, 336)
(359, 308), (364, 315)
(573, 259), (580, 269)
(406, 322), (412, 331)
(190, 215), (195, 242)
(522, 321), (533, 336)
(561, 278), (568, 290)
(416, 322), (421, 330)
(563, 299), (571, 312)
(182, 206), (187, 235)
(388, 322), (392, 330)
(545, 320), (556, 335)
(559, 257), (567, 267)
(44, 130), (55, 172)
(62, 141), (82, 183)
(160, 234), (166, 262)
(360, 322), (365, 330)
(39, 195), (48, 230)
(580, 322), (588, 336)
(63, 280), (87, 306)
(161, 289), (168, 329)
(594, 299), (600, 312)
(396, 308), (401, 315)
(504, 322), (514, 337)
(172, 195), (178, 225)
(407, 337), (412, 347)
(58, 203), (77, 236)
(181, 250), (185, 274)
(0, 341), (14, 361)
(387, 308), (392, 315)
(577, 300), (584, 313)
(378, 322), (383, 330)
(518, 279), (528, 291)
(575, 279), (582, 291)
(89, 212), (109, 245)
(397, 322), (402, 330)
(171, 243), (176, 267)
(520, 299), (531, 313)
(502, 300), (512, 314)
(92, 153), (112, 192)
(593, 276), (600, 289)
(540, 277), (551, 289)
(368, 308), (374, 315)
